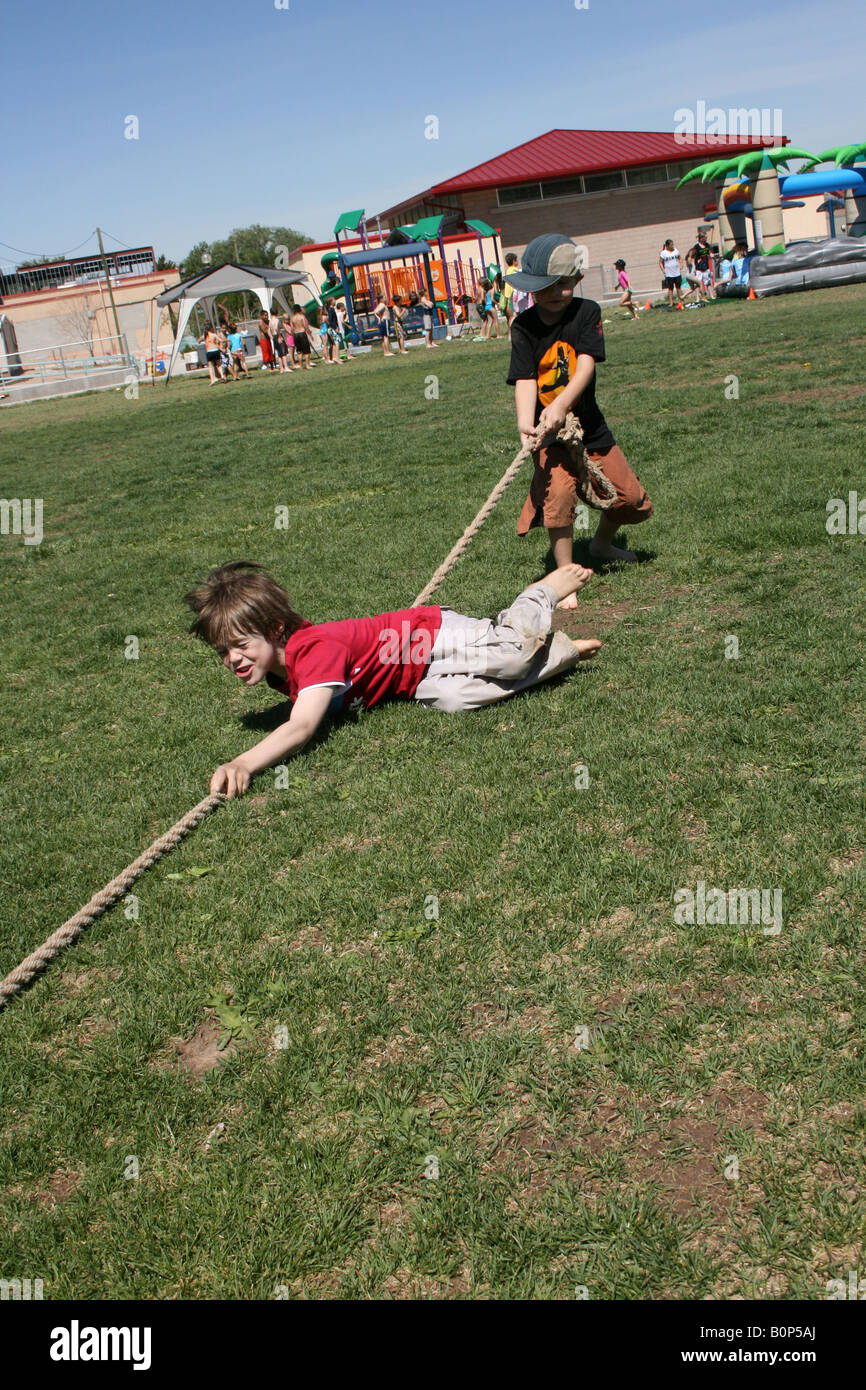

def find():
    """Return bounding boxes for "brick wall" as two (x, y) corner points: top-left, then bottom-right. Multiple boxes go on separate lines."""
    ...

(461, 183), (719, 294)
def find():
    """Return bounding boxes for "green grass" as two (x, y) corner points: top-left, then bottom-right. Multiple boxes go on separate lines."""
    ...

(1, 289), (864, 1300)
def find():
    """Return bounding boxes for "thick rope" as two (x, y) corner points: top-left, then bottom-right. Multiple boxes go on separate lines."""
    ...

(413, 413), (615, 606)
(0, 794), (224, 1005)
(1, 412), (614, 1006)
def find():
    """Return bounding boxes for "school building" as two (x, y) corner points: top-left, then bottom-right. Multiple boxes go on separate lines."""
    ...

(370, 128), (826, 298)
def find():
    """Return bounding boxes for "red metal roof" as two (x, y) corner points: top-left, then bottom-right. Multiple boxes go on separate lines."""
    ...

(431, 128), (787, 193)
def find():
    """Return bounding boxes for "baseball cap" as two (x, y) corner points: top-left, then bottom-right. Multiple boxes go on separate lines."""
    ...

(504, 234), (583, 291)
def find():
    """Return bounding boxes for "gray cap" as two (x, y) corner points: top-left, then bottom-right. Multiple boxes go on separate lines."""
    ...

(504, 234), (583, 291)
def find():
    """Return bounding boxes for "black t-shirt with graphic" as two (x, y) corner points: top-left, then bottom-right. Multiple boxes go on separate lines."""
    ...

(506, 298), (615, 451)
(690, 240), (712, 271)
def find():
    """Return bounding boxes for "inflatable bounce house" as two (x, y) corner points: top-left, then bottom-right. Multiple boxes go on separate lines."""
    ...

(678, 141), (866, 296)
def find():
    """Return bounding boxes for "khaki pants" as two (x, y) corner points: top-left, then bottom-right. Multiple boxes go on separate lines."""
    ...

(413, 583), (579, 712)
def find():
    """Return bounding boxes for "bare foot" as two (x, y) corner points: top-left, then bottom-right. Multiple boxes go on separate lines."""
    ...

(529, 562), (594, 603)
(574, 638), (602, 660)
(589, 541), (637, 563)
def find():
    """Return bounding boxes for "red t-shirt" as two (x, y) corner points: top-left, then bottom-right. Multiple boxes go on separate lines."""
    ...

(267, 607), (442, 712)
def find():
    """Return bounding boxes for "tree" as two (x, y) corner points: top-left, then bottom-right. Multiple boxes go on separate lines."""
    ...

(179, 224), (312, 280)
(15, 254), (63, 269)
(678, 148), (815, 253)
(178, 224), (314, 325)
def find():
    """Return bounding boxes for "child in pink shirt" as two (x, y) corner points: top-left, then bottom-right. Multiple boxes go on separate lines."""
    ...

(614, 259), (639, 320)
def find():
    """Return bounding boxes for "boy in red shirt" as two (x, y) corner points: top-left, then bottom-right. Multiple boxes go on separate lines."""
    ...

(185, 560), (600, 797)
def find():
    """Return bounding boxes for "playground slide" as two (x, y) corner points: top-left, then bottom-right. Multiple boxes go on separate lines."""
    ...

(319, 272), (355, 303)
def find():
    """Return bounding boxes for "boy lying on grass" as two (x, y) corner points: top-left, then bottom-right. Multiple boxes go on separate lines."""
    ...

(185, 561), (601, 798)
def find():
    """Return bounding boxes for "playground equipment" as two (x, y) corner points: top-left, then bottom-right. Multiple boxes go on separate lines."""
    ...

(323, 210), (501, 339)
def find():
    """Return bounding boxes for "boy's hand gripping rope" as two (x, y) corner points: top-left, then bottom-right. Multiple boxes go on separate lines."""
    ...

(0, 413), (613, 1006)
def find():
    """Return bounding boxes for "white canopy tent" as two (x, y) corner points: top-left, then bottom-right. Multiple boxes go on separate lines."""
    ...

(154, 262), (319, 378)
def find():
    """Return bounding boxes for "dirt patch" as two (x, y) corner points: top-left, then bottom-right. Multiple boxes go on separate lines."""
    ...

(705, 1074), (769, 1132)
(569, 1080), (770, 1217)
(21, 1169), (84, 1209)
(361, 1031), (417, 1069)
(599, 906), (635, 932)
(764, 385), (866, 407)
(381, 1266), (473, 1299)
(334, 834), (384, 851)
(171, 1017), (235, 1076)
(285, 922), (331, 953)
(831, 849), (864, 874)
(552, 599), (633, 638)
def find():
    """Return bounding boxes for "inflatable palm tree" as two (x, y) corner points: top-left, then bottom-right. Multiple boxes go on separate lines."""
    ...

(734, 147), (815, 251)
(802, 144), (866, 237)
(678, 148), (815, 253)
(676, 158), (745, 253)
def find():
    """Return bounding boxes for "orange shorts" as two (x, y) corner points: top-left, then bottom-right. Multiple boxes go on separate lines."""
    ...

(517, 442), (653, 535)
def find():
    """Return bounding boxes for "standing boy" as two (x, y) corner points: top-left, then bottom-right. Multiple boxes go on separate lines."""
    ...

(506, 234), (653, 603)
(290, 305), (313, 370)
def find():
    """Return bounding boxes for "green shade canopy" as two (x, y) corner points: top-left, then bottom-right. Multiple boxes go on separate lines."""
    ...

(411, 214), (445, 240)
(386, 225), (418, 245)
(333, 209), (365, 237)
(465, 218), (498, 238)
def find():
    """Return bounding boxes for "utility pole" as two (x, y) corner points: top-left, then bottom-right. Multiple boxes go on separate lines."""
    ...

(97, 227), (123, 345)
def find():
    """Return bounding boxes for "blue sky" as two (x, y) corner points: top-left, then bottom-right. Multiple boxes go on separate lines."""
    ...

(2, 0), (861, 267)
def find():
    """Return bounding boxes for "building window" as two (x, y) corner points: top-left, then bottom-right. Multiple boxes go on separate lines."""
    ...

(667, 159), (703, 181)
(497, 182), (542, 205)
(626, 164), (669, 187)
(583, 170), (625, 193)
(540, 176), (585, 199)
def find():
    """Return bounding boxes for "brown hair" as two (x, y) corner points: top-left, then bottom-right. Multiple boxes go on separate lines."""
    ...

(184, 561), (305, 649)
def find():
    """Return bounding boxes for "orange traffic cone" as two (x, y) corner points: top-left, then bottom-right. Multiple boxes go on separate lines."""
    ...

(643, 299), (652, 310)
(748, 287), (757, 300)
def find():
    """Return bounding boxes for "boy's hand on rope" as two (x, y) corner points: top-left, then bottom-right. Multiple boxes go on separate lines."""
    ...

(210, 760), (251, 799)
(537, 400), (569, 437)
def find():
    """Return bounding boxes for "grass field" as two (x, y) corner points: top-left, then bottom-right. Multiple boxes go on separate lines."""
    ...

(1, 288), (864, 1300)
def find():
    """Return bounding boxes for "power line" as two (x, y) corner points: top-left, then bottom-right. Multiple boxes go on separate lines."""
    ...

(64, 230), (99, 256)
(0, 238), (59, 258)
(98, 228), (134, 249)
(0, 229), (99, 263)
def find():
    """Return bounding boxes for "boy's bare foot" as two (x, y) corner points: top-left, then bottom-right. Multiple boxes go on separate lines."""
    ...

(588, 541), (637, 563)
(574, 638), (602, 660)
(529, 562), (594, 604)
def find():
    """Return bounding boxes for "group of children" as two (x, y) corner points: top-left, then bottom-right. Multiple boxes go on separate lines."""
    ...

(258, 303), (351, 373)
(202, 322), (251, 384)
(611, 229), (722, 321)
(186, 233), (654, 798)
(373, 289), (438, 356)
